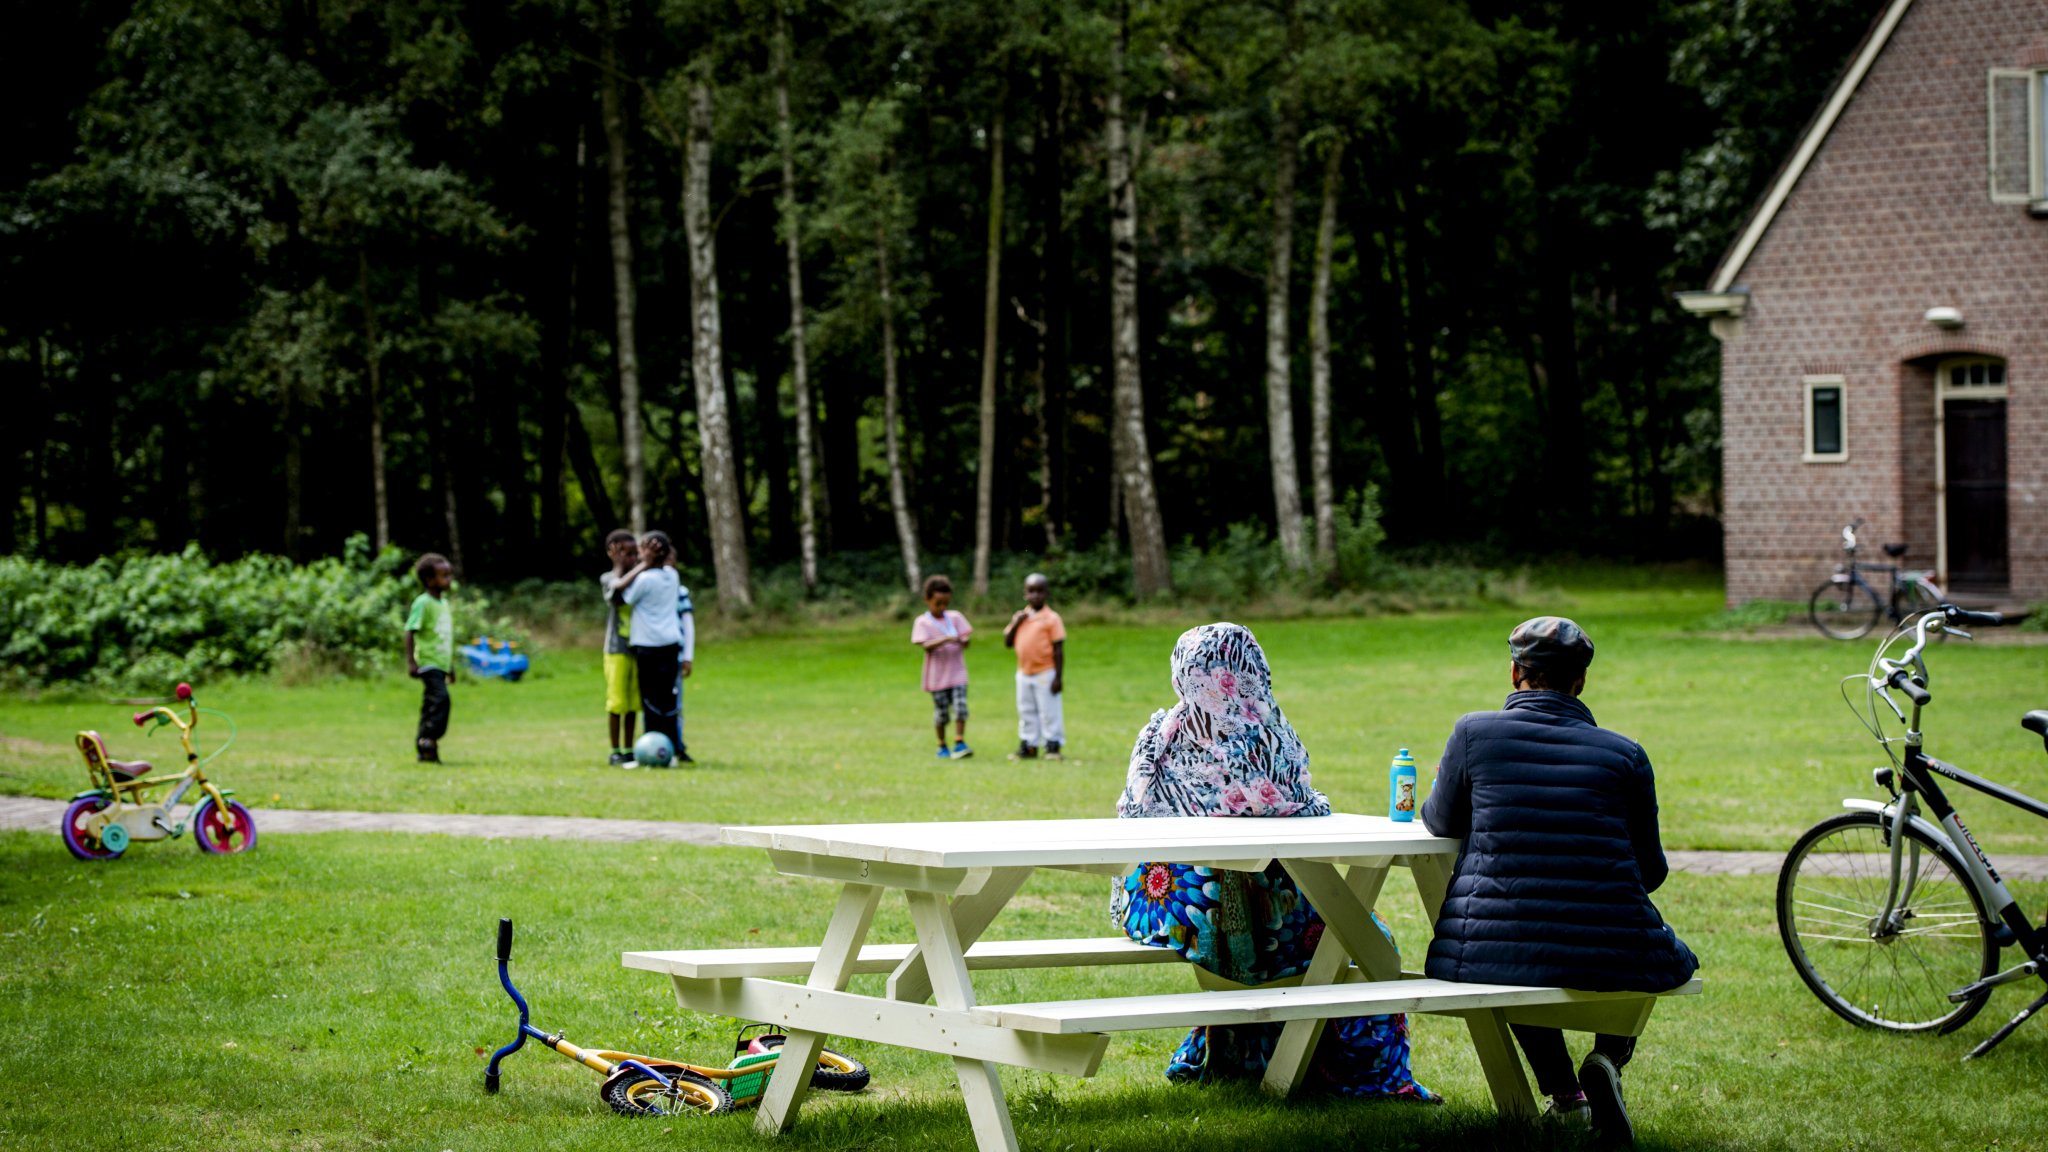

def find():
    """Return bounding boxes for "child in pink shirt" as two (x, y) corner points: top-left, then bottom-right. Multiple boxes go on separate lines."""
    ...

(911, 574), (974, 759)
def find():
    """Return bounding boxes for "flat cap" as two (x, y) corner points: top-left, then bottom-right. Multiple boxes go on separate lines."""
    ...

(1509, 616), (1594, 672)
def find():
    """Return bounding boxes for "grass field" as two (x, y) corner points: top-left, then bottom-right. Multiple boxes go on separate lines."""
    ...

(4, 571), (2048, 1150)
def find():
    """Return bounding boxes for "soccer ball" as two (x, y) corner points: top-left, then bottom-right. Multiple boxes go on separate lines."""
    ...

(632, 732), (675, 768)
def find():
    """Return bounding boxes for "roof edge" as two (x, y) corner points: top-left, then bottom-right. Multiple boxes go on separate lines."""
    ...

(1705, 0), (1918, 294)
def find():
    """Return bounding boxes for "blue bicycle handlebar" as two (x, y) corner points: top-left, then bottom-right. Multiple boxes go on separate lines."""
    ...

(484, 918), (531, 1093)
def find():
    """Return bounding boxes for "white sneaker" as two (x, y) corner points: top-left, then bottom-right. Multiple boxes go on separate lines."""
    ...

(1543, 1097), (1591, 1128)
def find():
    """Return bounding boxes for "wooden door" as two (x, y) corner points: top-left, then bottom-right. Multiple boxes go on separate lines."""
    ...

(1943, 398), (2009, 587)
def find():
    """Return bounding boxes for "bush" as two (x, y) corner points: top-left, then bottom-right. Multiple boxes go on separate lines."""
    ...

(0, 536), (523, 690)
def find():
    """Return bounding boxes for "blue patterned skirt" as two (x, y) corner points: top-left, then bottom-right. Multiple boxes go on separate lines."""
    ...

(1114, 861), (1437, 1101)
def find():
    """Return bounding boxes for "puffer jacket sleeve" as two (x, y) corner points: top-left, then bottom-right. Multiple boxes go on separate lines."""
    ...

(1627, 742), (1669, 893)
(1421, 718), (1470, 839)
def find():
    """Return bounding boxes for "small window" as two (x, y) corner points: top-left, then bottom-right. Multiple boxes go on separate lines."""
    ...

(1949, 362), (2005, 388)
(1988, 69), (2042, 203)
(1804, 376), (1848, 463)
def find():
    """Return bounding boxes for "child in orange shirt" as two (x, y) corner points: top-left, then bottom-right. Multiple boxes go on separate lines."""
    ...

(1003, 572), (1065, 761)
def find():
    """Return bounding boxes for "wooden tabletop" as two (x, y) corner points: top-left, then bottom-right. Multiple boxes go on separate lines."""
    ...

(720, 813), (1460, 869)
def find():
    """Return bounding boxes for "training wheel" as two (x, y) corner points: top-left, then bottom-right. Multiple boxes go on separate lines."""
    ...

(99, 822), (131, 852)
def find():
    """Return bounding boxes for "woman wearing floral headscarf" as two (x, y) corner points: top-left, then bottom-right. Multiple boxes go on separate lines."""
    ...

(1110, 623), (1435, 1101)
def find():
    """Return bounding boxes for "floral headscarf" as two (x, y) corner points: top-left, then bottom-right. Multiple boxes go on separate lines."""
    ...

(1116, 623), (1330, 819)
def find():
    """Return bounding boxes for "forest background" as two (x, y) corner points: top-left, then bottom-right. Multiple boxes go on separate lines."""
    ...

(4, 0), (1877, 608)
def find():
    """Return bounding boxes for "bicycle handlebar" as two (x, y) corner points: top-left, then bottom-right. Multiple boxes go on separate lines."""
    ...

(498, 917), (515, 963)
(1886, 668), (1931, 707)
(1944, 606), (2003, 628)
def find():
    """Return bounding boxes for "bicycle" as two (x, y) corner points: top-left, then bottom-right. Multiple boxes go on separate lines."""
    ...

(483, 919), (870, 1117)
(62, 682), (256, 861)
(1775, 605), (2048, 1059)
(1808, 519), (1944, 640)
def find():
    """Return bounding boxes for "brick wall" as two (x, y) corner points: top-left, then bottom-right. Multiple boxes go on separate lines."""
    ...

(1718, 0), (2048, 606)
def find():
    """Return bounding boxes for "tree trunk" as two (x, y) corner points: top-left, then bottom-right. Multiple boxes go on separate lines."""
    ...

(877, 216), (922, 594)
(601, 1), (646, 533)
(972, 94), (1006, 596)
(1107, 5), (1171, 597)
(773, 0), (822, 590)
(355, 251), (391, 553)
(282, 379), (303, 561)
(1262, 4), (1306, 569)
(1033, 63), (1068, 553)
(539, 123), (585, 563)
(564, 402), (621, 533)
(683, 76), (754, 611)
(1308, 137), (1342, 572)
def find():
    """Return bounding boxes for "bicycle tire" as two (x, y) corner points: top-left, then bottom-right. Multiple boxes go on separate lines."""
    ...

(752, 1035), (871, 1092)
(1810, 579), (1883, 640)
(1777, 811), (1996, 1033)
(601, 1066), (733, 1117)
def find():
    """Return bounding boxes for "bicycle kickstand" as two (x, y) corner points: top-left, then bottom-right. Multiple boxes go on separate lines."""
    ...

(1963, 988), (2048, 1061)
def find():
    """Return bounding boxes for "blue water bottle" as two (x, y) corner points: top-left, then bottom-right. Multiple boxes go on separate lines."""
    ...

(1388, 748), (1418, 822)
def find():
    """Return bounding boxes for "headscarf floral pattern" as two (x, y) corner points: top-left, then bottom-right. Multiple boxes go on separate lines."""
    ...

(1116, 623), (1331, 820)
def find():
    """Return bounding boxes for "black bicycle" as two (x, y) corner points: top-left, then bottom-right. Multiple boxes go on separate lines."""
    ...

(1809, 520), (1944, 640)
(1776, 605), (2048, 1058)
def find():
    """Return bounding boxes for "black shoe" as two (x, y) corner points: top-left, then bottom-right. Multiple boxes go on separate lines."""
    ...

(1578, 1053), (1633, 1148)
(607, 751), (629, 767)
(676, 751), (695, 764)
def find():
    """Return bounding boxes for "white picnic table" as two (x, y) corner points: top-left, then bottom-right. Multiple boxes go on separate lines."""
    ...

(625, 814), (1697, 1150)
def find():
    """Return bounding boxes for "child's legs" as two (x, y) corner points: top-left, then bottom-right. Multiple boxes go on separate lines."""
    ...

(418, 669), (450, 744)
(952, 685), (968, 740)
(1036, 672), (1064, 746)
(931, 690), (952, 746)
(605, 653), (639, 745)
(1015, 671), (1041, 747)
(673, 670), (685, 751)
(634, 645), (681, 746)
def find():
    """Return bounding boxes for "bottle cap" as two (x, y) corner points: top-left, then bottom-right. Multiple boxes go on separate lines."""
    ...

(1392, 748), (1415, 767)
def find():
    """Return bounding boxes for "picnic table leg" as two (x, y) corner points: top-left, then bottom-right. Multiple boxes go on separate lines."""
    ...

(906, 889), (1020, 1152)
(755, 882), (882, 1136)
(887, 865), (1033, 1004)
(1277, 859), (1402, 981)
(1261, 861), (1390, 1097)
(1407, 854), (1539, 1120)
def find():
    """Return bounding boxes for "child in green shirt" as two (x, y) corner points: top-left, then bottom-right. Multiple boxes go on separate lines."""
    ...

(404, 553), (456, 763)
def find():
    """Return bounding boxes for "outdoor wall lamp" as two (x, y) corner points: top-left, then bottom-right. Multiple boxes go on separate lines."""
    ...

(1924, 306), (1964, 330)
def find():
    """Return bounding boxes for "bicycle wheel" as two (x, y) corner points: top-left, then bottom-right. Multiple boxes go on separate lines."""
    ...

(192, 798), (257, 855)
(60, 796), (123, 862)
(1900, 580), (1948, 643)
(752, 1034), (872, 1092)
(1777, 811), (1996, 1033)
(1810, 580), (1883, 640)
(601, 1067), (732, 1117)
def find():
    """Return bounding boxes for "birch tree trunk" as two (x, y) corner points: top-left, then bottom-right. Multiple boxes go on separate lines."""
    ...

(773, 0), (821, 591)
(684, 76), (754, 611)
(356, 248), (390, 553)
(1262, 5), (1306, 569)
(1107, 6), (1171, 597)
(971, 98), (1005, 596)
(877, 217), (922, 594)
(1309, 137), (1342, 572)
(600, 1), (646, 533)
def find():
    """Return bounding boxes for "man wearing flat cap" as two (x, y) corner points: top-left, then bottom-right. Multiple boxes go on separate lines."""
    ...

(1421, 616), (1696, 1148)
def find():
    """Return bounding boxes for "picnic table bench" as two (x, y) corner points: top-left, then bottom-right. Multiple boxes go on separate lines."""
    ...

(624, 814), (1699, 1151)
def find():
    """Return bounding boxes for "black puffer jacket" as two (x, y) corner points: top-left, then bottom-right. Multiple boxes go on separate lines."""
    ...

(1419, 690), (1697, 993)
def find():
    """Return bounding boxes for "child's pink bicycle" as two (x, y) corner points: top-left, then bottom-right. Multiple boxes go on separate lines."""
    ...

(63, 682), (255, 860)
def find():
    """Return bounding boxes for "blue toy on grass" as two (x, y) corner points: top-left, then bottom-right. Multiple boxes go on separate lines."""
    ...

(462, 636), (530, 681)
(633, 732), (675, 767)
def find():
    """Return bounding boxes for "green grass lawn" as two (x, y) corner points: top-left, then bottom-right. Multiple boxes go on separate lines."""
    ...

(3, 572), (2044, 851)
(4, 573), (2048, 1149)
(1, 831), (2043, 1151)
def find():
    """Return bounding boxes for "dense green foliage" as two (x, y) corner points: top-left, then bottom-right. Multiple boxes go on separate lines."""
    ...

(0, 535), (518, 688)
(6, 0), (1875, 577)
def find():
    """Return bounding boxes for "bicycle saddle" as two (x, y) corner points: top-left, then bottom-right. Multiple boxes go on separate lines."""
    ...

(1883, 543), (1908, 558)
(76, 731), (152, 779)
(2026, 710), (2048, 752)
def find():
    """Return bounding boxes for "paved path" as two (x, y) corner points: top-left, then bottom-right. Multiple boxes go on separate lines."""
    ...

(7, 795), (2046, 878)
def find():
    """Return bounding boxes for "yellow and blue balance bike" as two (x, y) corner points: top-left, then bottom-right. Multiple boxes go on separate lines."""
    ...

(64, 682), (254, 861)
(484, 919), (870, 1117)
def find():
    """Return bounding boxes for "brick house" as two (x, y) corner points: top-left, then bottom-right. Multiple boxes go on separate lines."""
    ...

(1679, 0), (2048, 607)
